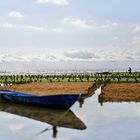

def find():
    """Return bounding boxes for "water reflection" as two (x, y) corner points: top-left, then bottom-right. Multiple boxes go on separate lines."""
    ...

(0, 100), (86, 138)
(79, 92), (95, 108)
(98, 92), (140, 106)
(98, 94), (104, 106)
(71, 88), (140, 140)
(79, 83), (98, 108)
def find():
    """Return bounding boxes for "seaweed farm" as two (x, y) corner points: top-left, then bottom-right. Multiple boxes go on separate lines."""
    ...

(0, 72), (140, 85)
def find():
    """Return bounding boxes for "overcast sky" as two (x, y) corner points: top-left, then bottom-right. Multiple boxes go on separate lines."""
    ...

(0, 0), (140, 72)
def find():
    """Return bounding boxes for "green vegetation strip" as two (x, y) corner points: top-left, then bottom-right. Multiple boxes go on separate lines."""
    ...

(0, 72), (140, 86)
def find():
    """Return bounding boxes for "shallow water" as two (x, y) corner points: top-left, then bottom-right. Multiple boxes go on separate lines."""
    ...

(1, 88), (140, 140)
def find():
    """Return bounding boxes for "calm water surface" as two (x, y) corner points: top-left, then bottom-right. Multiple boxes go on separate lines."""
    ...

(0, 88), (140, 140)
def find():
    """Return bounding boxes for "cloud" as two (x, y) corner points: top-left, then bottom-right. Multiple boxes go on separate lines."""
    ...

(63, 17), (93, 29)
(21, 25), (45, 31)
(0, 48), (139, 72)
(70, 19), (92, 29)
(63, 17), (72, 24)
(112, 36), (119, 40)
(64, 50), (98, 60)
(0, 23), (46, 31)
(0, 53), (58, 62)
(36, 0), (69, 6)
(131, 36), (140, 45)
(64, 49), (140, 61)
(0, 54), (25, 62)
(52, 27), (64, 32)
(0, 48), (140, 63)
(1, 23), (13, 28)
(98, 48), (140, 61)
(8, 11), (24, 18)
(62, 17), (119, 30)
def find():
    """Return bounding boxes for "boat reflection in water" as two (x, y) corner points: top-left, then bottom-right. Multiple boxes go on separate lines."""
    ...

(79, 85), (98, 108)
(0, 100), (86, 138)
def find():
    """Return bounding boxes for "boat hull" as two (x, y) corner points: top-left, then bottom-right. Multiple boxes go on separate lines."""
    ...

(0, 90), (80, 109)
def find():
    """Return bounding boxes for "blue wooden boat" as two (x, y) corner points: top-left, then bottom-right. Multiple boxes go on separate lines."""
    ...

(0, 90), (80, 109)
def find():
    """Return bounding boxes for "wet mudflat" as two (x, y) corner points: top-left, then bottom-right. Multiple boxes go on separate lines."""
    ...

(99, 83), (140, 102)
(1, 88), (140, 140)
(0, 82), (93, 95)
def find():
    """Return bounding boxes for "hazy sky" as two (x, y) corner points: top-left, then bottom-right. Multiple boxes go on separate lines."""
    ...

(0, 0), (140, 71)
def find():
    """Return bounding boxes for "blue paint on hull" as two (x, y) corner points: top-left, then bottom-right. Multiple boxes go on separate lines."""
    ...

(0, 90), (80, 108)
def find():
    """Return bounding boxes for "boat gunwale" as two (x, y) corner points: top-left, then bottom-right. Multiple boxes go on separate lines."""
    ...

(0, 89), (81, 97)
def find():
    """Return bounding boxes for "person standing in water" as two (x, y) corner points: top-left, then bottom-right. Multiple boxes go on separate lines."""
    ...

(128, 67), (132, 74)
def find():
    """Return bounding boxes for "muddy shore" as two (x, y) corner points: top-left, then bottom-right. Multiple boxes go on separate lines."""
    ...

(99, 83), (140, 103)
(0, 82), (95, 95)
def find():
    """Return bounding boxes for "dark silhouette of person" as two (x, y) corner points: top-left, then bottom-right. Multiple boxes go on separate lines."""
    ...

(128, 67), (132, 74)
